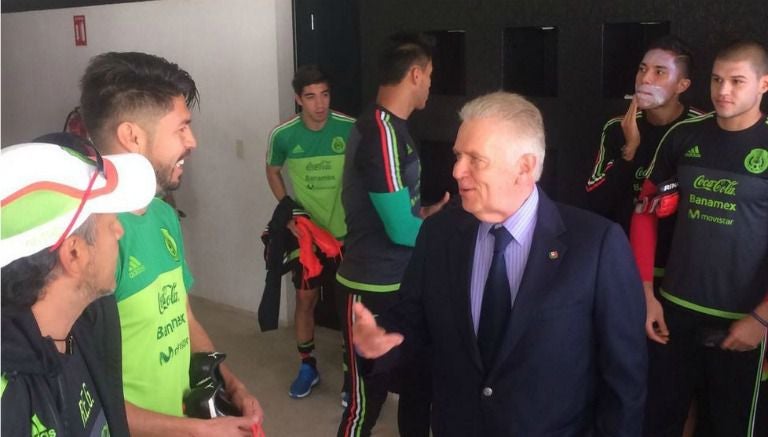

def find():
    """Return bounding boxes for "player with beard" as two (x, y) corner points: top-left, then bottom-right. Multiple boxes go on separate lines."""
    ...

(586, 36), (701, 274)
(79, 52), (263, 436)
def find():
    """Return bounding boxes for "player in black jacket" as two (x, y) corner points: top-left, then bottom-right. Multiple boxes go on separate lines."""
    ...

(1, 136), (155, 437)
(631, 40), (768, 437)
(586, 36), (700, 283)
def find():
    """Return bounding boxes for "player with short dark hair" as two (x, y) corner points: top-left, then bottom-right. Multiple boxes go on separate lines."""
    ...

(266, 64), (354, 399)
(376, 32), (434, 86)
(631, 39), (768, 437)
(80, 51), (263, 436)
(336, 32), (448, 437)
(586, 35), (702, 287)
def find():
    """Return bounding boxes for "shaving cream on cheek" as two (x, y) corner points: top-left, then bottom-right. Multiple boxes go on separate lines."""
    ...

(634, 84), (668, 109)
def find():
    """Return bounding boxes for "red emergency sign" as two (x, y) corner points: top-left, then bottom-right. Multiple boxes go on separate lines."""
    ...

(74, 15), (87, 46)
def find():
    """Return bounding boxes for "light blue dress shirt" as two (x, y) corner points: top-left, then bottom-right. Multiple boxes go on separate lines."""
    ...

(470, 187), (539, 334)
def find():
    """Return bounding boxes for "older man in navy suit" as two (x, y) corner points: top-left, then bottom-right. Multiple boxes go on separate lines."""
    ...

(353, 92), (647, 436)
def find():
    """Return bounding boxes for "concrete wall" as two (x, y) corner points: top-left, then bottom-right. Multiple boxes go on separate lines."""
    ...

(2, 0), (297, 322)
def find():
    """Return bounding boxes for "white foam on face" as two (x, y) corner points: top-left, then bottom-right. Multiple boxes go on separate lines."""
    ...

(634, 84), (668, 109)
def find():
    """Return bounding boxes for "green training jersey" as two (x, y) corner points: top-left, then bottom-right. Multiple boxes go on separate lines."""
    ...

(267, 111), (355, 239)
(115, 198), (194, 416)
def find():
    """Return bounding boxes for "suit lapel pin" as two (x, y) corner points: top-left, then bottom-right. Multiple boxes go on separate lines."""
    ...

(548, 250), (559, 260)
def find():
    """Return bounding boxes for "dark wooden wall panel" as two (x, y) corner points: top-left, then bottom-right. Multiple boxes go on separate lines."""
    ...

(357, 0), (767, 206)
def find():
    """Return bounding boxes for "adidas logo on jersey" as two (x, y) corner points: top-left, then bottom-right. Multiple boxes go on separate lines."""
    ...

(128, 255), (146, 279)
(684, 146), (701, 158)
(291, 144), (305, 155)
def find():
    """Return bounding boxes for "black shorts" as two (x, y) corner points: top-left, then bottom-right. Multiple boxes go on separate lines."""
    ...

(291, 251), (340, 290)
(644, 299), (767, 437)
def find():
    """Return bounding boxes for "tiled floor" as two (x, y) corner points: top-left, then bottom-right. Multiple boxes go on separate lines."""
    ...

(190, 295), (399, 436)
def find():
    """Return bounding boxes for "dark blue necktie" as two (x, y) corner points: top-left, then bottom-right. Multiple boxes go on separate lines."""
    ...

(477, 225), (513, 369)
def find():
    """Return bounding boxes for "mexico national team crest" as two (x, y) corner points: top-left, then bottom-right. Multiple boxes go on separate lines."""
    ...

(744, 148), (768, 174)
(331, 136), (346, 154)
(160, 228), (180, 261)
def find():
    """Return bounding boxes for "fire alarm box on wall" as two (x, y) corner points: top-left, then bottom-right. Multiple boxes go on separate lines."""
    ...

(74, 15), (87, 46)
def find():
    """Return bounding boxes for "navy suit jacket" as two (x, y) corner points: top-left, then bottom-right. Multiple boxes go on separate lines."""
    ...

(378, 188), (647, 437)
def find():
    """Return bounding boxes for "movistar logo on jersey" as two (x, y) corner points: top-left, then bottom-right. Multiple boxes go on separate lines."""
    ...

(406, 143), (414, 155)
(128, 256), (146, 279)
(158, 282), (180, 315)
(31, 414), (56, 437)
(744, 148), (767, 174)
(693, 175), (738, 196)
(79, 383), (95, 427)
(291, 144), (305, 155)
(159, 228), (179, 261)
(159, 347), (172, 364)
(331, 137), (346, 154)
(688, 208), (734, 226)
(684, 145), (701, 158)
(159, 337), (190, 366)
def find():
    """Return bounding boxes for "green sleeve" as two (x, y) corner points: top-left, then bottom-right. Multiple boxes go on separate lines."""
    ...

(369, 188), (423, 247)
(266, 130), (286, 166)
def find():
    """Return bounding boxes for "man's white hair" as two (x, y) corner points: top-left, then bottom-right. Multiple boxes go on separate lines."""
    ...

(458, 91), (546, 180)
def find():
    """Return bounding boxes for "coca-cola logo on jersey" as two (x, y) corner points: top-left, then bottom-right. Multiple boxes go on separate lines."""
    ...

(692, 175), (738, 196)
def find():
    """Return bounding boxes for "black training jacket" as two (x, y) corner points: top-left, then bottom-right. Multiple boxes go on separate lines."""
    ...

(1, 305), (129, 436)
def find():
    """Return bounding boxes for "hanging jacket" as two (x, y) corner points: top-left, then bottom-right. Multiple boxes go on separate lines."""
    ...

(294, 215), (342, 285)
(1, 306), (129, 436)
(258, 197), (341, 331)
(259, 196), (302, 331)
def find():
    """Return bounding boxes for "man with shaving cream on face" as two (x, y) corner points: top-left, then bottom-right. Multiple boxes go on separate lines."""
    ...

(586, 36), (702, 276)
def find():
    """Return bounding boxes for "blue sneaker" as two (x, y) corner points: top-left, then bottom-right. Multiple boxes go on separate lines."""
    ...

(289, 363), (320, 398)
